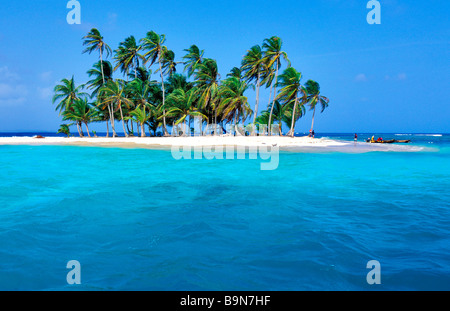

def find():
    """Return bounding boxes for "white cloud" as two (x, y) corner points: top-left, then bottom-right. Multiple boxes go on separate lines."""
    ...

(0, 97), (26, 106)
(397, 73), (407, 80)
(37, 86), (53, 99)
(0, 66), (20, 81)
(39, 71), (53, 82)
(0, 83), (26, 96)
(385, 73), (407, 81)
(355, 73), (367, 82)
(108, 12), (118, 25)
(0, 67), (27, 106)
(0, 83), (27, 106)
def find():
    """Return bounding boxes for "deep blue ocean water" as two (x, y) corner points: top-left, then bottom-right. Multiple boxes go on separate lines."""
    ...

(0, 133), (449, 290)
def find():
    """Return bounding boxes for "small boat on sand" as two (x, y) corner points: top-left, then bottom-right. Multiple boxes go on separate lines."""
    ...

(370, 139), (396, 143)
(394, 140), (411, 143)
(365, 138), (411, 144)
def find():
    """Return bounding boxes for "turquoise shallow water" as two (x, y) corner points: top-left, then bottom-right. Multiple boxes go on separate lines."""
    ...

(0, 134), (449, 290)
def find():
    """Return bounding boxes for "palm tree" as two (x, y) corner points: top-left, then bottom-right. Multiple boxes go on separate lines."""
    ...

(82, 29), (115, 137)
(129, 104), (153, 137)
(218, 77), (252, 132)
(255, 111), (270, 134)
(257, 100), (289, 135)
(144, 82), (164, 135)
(194, 58), (220, 126)
(182, 44), (204, 77)
(96, 90), (118, 137)
(260, 60), (276, 123)
(140, 31), (169, 135)
(52, 76), (88, 113)
(276, 67), (306, 137)
(87, 61), (116, 136)
(90, 102), (111, 137)
(165, 87), (206, 134)
(100, 80), (133, 137)
(227, 67), (242, 80)
(146, 115), (161, 137)
(159, 48), (179, 77)
(262, 36), (290, 134)
(304, 80), (329, 133)
(62, 98), (96, 137)
(56, 124), (71, 137)
(82, 28), (112, 85)
(113, 36), (144, 135)
(86, 61), (114, 96)
(128, 66), (152, 83)
(126, 78), (157, 135)
(52, 76), (89, 137)
(284, 99), (306, 136)
(241, 44), (263, 124)
(165, 73), (191, 94)
(114, 36), (144, 80)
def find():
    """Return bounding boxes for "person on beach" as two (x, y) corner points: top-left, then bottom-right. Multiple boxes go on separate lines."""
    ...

(354, 133), (358, 142)
(312, 130), (315, 138)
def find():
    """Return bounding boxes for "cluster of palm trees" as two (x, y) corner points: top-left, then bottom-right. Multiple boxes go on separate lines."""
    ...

(53, 28), (329, 138)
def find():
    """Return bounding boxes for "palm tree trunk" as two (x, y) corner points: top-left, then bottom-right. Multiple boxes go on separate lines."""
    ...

(109, 104), (117, 137)
(100, 49), (105, 84)
(100, 48), (112, 138)
(289, 95), (299, 137)
(253, 72), (261, 124)
(106, 118), (110, 137)
(263, 83), (274, 135)
(310, 106), (316, 132)
(85, 122), (91, 138)
(135, 56), (138, 80)
(78, 121), (85, 137)
(214, 104), (217, 134)
(234, 109), (237, 135)
(158, 56), (169, 136)
(119, 103), (128, 137)
(126, 120), (131, 135)
(76, 122), (82, 137)
(141, 122), (146, 137)
(268, 62), (279, 135)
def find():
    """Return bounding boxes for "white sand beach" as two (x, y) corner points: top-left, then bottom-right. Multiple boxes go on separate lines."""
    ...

(0, 135), (345, 149)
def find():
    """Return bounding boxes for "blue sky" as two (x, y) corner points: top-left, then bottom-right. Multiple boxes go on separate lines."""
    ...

(0, 0), (448, 133)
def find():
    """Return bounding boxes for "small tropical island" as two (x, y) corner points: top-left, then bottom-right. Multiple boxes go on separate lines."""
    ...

(0, 28), (421, 152)
(51, 29), (330, 142)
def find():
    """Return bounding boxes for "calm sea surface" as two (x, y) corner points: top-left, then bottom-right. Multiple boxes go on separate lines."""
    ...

(0, 133), (449, 290)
